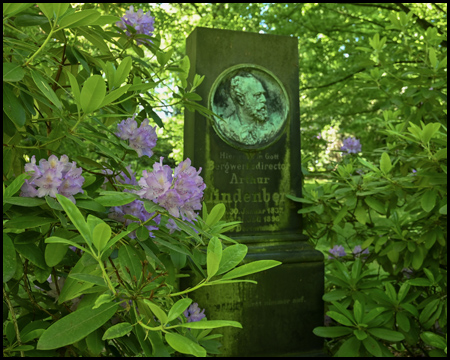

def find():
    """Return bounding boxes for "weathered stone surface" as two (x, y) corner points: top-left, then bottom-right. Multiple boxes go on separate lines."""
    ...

(183, 27), (324, 356)
(185, 27), (301, 237)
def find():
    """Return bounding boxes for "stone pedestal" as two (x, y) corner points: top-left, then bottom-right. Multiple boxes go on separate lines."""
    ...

(183, 27), (324, 356)
(180, 236), (324, 356)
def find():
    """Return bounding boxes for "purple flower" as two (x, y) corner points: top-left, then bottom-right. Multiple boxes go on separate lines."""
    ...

(117, 116), (157, 158)
(116, 6), (155, 45)
(341, 137), (362, 154)
(183, 303), (206, 323)
(21, 155), (84, 203)
(352, 245), (369, 258)
(106, 167), (160, 238)
(328, 245), (347, 259)
(137, 157), (206, 223)
(117, 115), (138, 140)
(401, 268), (413, 279)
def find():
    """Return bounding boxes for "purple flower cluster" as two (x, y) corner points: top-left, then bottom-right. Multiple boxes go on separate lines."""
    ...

(116, 5), (155, 45)
(341, 137), (362, 154)
(183, 302), (206, 323)
(137, 157), (206, 221)
(117, 115), (157, 158)
(328, 245), (370, 260)
(20, 155), (84, 203)
(106, 166), (160, 239)
(352, 245), (370, 258)
(328, 245), (347, 259)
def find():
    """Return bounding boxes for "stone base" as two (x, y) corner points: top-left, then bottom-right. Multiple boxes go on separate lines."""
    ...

(180, 237), (324, 357)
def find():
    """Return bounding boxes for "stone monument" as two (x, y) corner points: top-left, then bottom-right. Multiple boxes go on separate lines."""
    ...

(183, 27), (324, 356)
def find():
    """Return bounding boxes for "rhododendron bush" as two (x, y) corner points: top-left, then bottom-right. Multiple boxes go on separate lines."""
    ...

(3, 4), (280, 357)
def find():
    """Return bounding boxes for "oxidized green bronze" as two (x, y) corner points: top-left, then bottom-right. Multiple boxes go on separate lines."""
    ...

(209, 64), (289, 151)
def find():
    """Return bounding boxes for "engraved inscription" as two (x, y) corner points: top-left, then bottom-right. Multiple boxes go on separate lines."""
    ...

(206, 150), (289, 234)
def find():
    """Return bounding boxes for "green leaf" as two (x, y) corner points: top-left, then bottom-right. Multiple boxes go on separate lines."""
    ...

(221, 260), (281, 280)
(143, 299), (168, 325)
(165, 332), (206, 357)
(14, 243), (47, 269)
(96, 192), (136, 206)
(326, 311), (354, 326)
(362, 335), (382, 357)
(92, 222), (111, 253)
(420, 331), (447, 349)
(114, 57), (132, 88)
(3, 233), (17, 282)
(380, 152), (392, 174)
(351, 258), (362, 281)
(396, 311), (410, 332)
(104, 228), (135, 251)
(3, 197), (46, 207)
(336, 336), (361, 357)
(397, 282), (410, 303)
(216, 244), (247, 276)
(421, 189), (437, 212)
(421, 123), (441, 144)
(156, 48), (174, 67)
(66, 71), (81, 105)
(205, 203), (226, 227)
(3, 62), (25, 82)
(354, 329), (367, 340)
(30, 69), (62, 110)
(44, 243), (68, 267)
(367, 328), (405, 341)
(207, 237), (222, 279)
(412, 246), (425, 270)
(167, 298), (193, 323)
(58, 254), (99, 303)
(313, 326), (353, 338)
(102, 322), (133, 340)
(56, 194), (92, 247)
(37, 3), (55, 21)
(354, 205), (368, 225)
(4, 215), (56, 229)
(118, 244), (142, 283)
(353, 300), (364, 324)
(3, 83), (26, 127)
(14, 14), (49, 27)
(4, 173), (29, 198)
(37, 302), (118, 350)
(100, 84), (131, 107)
(363, 307), (385, 325)
(58, 9), (100, 29)
(76, 200), (106, 213)
(364, 197), (386, 214)
(3, 3), (34, 18)
(177, 320), (242, 330)
(333, 205), (348, 225)
(80, 75), (106, 113)
(45, 236), (90, 255)
(419, 299), (439, 325)
(322, 289), (348, 302)
(68, 273), (107, 287)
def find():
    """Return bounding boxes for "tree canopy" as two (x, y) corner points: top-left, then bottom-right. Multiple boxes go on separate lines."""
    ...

(115, 3), (447, 172)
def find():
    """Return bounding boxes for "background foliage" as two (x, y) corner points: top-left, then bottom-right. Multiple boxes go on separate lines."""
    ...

(3, 3), (447, 357)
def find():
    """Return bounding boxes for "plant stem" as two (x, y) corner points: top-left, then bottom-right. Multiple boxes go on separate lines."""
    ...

(24, 26), (55, 67)
(168, 279), (207, 297)
(98, 259), (117, 295)
(3, 285), (24, 357)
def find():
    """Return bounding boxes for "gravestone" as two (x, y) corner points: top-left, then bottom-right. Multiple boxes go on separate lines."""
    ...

(183, 27), (324, 357)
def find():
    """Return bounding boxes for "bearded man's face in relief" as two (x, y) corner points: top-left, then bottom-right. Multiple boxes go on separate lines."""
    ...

(239, 78), (268, 123)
